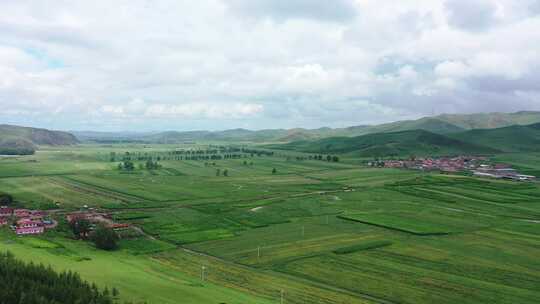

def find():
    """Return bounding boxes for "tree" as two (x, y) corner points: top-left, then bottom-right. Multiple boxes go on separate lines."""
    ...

(0, 193), (13, 206)
(91, 224), (119, 251)
(272, 168), (277, 174)
(70, 218), (91, 240)
(216, 168), (221, 176)
(223, 169), (229, 177)
(145, 159), (160, 170)
(332, 156), (339, 162)
(326, 155), (332, 162)
(123, 160), (135, 171)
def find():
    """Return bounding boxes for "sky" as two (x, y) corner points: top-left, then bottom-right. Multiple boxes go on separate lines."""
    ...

(0, 0), (540, 131)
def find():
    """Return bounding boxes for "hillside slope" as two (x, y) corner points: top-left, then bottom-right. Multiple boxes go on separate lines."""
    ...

(436, 111), (540, 130)
(271, 130), (499, 156)
(0, 138), (37, 155)
(451, 123), (540, 152)
(0, 124), (78, 155)
(357, 117), (465, 135)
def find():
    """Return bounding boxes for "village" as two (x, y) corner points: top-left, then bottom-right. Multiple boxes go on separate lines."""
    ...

(369, 156), (536, 181)
(0, 207), (130, 236)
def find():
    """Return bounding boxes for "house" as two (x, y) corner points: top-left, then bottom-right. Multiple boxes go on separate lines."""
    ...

(0, 206), (13, 217)
(14, 209), (31, 218)
(473, 171), (499, 179)
(29, 210), (46, 217)
(15, 218), (44, 235)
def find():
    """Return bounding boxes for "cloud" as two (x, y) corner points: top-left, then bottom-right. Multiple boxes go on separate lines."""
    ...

(224, 0), (357, 22)
(444, 0), (499, 31)
(100, 99), (263, 120)
(0, 0), (539, 131)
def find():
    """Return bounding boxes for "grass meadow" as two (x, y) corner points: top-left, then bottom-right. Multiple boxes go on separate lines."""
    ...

(1, 145), (539, 303)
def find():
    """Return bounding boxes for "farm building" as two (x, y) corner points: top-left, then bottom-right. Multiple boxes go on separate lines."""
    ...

(0, 206), (13, 217)
(14, 218), (45, 235)
(473, 168), (536, 181)
(0, 207), (55, 235)
(14, 209), (31, 218)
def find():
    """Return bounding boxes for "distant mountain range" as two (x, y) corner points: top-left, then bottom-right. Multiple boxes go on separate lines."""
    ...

(0, 124), (79, 155)
(72, 111), (540, 143)
(2, 111), (540, 156)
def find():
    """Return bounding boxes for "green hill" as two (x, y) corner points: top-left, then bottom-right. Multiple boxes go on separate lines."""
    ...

(271, 129), (499, 157)
(436, 111), (540, 130)
(451, 123), (540, 152)
(0, 124), (78, 155)
(356, 117), (465, 135)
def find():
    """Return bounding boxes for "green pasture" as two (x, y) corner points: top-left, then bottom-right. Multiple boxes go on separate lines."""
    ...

(0, 144), (539, 304)
(0, 230), (272, 304)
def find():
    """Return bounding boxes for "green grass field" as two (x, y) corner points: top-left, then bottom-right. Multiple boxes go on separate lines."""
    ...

(1, 146), (539, 303)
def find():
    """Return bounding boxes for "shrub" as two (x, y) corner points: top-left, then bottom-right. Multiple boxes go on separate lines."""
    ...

(92, 224), (119, 251)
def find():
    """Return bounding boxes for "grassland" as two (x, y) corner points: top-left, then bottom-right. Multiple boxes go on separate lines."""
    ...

(1, 145), (539, 303)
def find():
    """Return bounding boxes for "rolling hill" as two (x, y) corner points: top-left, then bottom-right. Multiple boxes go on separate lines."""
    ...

(435, 111), (540, 130)
(354, 117), (466, 135)
(0, 124), (78, 155)
(451, 123), (540, 152)
(73, 111), (540, 143)
(270, 129), (500, 157)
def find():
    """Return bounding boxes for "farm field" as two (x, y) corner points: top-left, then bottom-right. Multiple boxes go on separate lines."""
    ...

(1, 146), (540, 304)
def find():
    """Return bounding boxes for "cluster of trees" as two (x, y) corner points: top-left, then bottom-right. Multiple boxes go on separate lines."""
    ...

(216, 169), (229, 177)
(70, 219), (91, 240)
(285, 155), (340, 162)
(144, 159), (161, 170)
(0, 251), (116, 304)
(70, 220), (119, 251)
(117, 160), (135, 171)
(312, 155), (339, 162)
(92, 224), (119, 251)
(0, 193), (13, 206)
(117, 159), (161, 171)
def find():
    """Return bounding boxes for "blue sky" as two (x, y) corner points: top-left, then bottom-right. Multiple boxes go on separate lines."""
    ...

(0, 0), (539, 131)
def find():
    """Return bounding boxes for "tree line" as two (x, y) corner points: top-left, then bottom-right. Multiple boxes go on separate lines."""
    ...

(0, 251), (117, 304)
(108, 147), (274, 163)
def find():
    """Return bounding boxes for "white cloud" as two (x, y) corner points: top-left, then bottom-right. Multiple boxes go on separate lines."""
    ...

(0, 0), (539, 131)
(99, 99), (263, 120)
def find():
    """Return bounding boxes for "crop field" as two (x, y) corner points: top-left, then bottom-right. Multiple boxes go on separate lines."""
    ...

(1, 146), (540, 304)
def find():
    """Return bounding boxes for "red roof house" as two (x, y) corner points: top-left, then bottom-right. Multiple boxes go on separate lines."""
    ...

(0, 207), (13, 217)
(15, 218), (44, 235)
